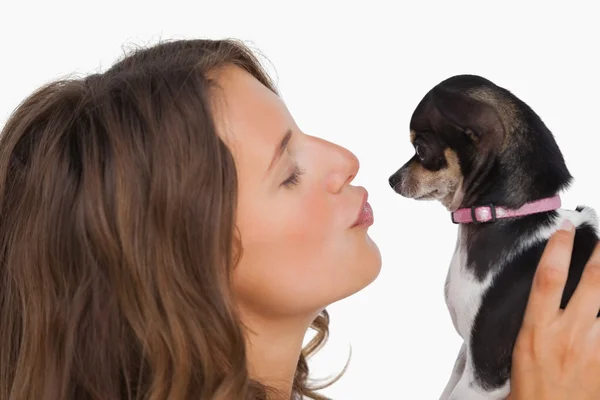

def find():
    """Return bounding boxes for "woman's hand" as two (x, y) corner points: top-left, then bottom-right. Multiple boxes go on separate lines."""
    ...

(508, 220), (600, 399)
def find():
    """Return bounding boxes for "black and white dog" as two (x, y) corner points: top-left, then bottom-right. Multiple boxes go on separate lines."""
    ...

(388, 75), (599, 399)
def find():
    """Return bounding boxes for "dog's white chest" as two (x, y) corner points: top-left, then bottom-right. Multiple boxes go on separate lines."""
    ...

(445, 231), (493, 339)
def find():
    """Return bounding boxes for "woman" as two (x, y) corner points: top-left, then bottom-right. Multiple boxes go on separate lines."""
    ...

(0, 38), (598, 400)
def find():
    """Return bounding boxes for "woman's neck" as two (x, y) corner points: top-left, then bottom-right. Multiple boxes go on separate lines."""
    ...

(242, 310), (317, 398)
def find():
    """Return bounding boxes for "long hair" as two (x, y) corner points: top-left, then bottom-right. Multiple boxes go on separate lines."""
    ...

(0, 39), (333, 400)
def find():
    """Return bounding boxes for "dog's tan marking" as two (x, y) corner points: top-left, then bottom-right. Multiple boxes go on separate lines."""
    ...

(402, 148), (463, 209)
(442, 148), (462, 181)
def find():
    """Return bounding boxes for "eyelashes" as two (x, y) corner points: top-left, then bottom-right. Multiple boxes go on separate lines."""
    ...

(281, 163), (304, 188)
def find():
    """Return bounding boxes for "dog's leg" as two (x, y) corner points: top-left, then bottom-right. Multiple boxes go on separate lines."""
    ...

(439, 342), (466, 400)
(448, 357), (510, 400)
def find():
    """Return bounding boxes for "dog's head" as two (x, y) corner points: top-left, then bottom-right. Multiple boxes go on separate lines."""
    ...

(388, 74), (572, 211)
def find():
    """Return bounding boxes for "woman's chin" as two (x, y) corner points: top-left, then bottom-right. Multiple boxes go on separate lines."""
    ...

(332, 241), (382, 304)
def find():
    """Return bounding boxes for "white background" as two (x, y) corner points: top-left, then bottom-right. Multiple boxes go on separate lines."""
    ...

(2, 1), (599, 398)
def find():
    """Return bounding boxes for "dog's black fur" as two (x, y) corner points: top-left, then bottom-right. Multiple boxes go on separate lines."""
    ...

(389, 75), (599, 396)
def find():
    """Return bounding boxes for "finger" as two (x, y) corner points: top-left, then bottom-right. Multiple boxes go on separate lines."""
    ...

(565, 241), (600, 323)
(522, 220), (575, 327)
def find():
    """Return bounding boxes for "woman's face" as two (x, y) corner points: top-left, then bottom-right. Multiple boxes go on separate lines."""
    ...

(212, 65), (381, 320)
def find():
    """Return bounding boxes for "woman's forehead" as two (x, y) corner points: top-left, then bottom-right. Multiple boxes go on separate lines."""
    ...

(211, 65), (295, 164)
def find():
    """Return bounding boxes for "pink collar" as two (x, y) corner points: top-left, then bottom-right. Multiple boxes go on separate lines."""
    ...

(451, 195), (561, 224)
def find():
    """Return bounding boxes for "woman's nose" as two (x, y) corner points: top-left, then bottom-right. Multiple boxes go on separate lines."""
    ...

(322, 140), (360, 194)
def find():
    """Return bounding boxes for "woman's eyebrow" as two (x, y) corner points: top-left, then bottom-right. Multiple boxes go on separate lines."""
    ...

(266, 128), (292, 174)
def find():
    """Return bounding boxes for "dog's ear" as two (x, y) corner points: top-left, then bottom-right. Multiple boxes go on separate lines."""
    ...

(431, 86), (505, 149)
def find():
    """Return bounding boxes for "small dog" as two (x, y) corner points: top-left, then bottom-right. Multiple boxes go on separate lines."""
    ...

(388, 75), (599, 399)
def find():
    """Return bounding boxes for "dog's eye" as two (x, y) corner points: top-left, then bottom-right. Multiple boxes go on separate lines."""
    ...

(415, 145), (425, 160)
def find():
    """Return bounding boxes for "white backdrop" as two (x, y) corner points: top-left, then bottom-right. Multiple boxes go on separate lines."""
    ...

(2, 1), (599, 398)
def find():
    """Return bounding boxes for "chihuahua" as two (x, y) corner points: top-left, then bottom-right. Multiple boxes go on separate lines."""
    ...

(389, 75), (599, 399)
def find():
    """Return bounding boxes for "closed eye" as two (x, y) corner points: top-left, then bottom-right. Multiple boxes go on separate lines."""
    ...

(281, 164), (304, 188)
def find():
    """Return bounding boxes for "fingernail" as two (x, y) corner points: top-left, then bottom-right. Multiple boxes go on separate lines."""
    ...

(559, 219), (574, 232)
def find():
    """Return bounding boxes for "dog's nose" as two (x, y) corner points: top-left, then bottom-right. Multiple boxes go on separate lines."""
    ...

(389, 172), (402, 190)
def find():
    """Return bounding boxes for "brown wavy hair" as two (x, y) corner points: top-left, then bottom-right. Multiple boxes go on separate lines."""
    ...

(0, 39), (335, 400)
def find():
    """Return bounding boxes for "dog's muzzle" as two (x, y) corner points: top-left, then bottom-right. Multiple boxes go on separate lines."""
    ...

(388, 170), (405, 194)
